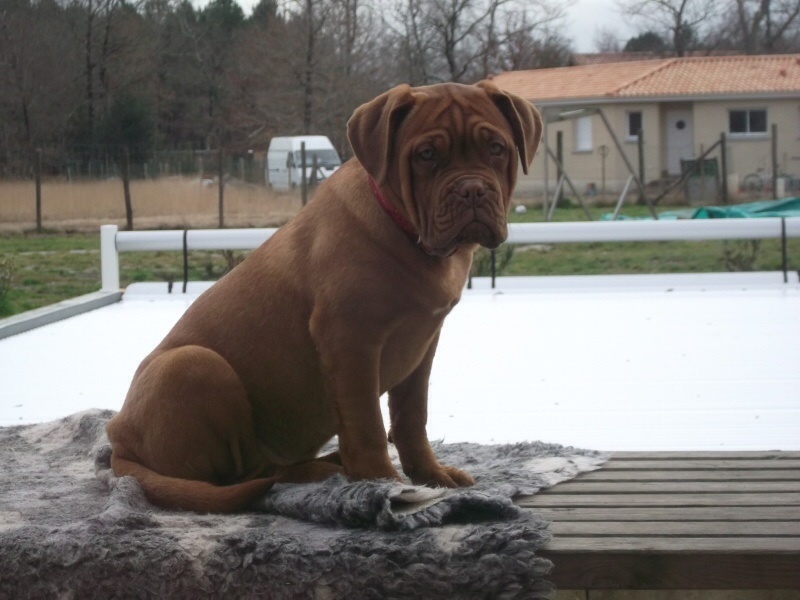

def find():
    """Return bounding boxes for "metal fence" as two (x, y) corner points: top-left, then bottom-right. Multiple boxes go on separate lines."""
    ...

(7, 146), (266, 185)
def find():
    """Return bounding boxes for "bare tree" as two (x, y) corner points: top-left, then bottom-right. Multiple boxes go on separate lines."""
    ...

(593, 27), (625, 52)
(730, 0), (800, 52)
(616, 0), (718, 55)
(70, 0), (129, 139)
(0, 0), (78, 156)
(282, 0), (332, 133)
(491, 5), (570, 72)
(319, 0), (386, 151)
(389, 0), (566, 84)
(0, 2), (40, 147)
(0, 0), (591, 179)
(392, 0), (437, 84)
(170, 0), (246, 147)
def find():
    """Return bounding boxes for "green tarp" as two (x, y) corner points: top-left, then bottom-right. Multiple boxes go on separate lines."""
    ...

(689, 197), (800, 219)
(602, 198), (800, 221)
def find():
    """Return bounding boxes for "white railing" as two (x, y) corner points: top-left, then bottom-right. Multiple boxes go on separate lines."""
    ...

(507, 218), (800, 243)
(100, 218), (800, 291)
(101, 225), (279, 291)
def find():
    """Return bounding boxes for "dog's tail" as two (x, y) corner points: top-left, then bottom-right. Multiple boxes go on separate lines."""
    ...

(110, 455), (276, 514)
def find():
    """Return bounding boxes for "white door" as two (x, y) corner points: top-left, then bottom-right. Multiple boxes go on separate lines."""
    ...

(665, 108), (694, 176)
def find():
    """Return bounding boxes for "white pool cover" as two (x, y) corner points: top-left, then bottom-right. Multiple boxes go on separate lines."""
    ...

(2, 273), (798, 452)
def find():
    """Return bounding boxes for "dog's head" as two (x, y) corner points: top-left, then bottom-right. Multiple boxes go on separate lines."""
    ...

(347, 81), (542, 257)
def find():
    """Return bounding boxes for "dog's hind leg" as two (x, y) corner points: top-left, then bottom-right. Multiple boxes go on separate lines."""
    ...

(107, 345), (276, 511)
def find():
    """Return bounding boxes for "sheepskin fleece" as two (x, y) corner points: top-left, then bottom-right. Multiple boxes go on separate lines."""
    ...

(0, 410), (606, 599)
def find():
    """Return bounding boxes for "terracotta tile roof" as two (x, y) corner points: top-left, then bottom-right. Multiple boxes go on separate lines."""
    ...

(491, 54), (800, 103)
(569, 51), (740, 66)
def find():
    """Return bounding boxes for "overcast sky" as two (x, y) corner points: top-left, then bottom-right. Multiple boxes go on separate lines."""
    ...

(566, 0), (636, 52)
(208, 0), (637, 54)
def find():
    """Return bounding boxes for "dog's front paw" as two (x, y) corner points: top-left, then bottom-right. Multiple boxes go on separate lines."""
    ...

(408, 464), (475, 488)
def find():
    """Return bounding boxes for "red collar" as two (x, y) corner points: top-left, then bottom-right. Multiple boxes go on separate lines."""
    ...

(369, 178), (454, 257)
(369, 178), (421, 244)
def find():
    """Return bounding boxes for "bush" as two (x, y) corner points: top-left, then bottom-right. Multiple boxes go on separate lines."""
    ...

(204, 250), (246, 279)
(0, 256), (14, 316)
(471, 245), (515, 277)
(722, 240), (760, 272)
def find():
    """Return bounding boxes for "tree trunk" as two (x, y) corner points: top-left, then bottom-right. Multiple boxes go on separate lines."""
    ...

(121, 147), (133, 231)
(85, 0), (95, 135)
(303, 0), (315, 134)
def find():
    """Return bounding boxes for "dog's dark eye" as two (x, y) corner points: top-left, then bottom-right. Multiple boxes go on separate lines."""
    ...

(417, 148), (435, 162)
(489, 142), (505, 156)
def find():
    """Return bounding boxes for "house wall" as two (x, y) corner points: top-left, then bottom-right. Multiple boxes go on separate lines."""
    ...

(516, 97), (800, 202)
(693, 97), (800, 192)
(517, 102), (665, 199)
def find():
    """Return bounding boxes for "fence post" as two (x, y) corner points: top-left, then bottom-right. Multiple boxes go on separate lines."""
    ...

(637, 129), (645, 205)
(301, 142), (308, 206)
(218, 147), (225, 228)
(771, 124), (779, 199)
(599, 145), (609, 198)
(311, 153), (319, 189)
(121, 147), (134, 231)
(555, 131), (563, 207)
(100, 225), (120, 291)
(720, 133), (728, 204)
(34, 148), (43, 233)
(542, 119), (549, 218)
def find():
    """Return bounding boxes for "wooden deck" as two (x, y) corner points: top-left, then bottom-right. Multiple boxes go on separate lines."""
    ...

(517, 452), (800, 590)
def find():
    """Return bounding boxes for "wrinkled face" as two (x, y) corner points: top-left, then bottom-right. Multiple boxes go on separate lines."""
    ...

(348, 81), (541, 259)
(389, 90), (518, 257)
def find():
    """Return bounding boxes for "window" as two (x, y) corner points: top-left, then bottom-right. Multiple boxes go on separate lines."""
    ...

(627, 111), (643, 140)
(729, 109), (767, 135)
(574, 116), (592, 152)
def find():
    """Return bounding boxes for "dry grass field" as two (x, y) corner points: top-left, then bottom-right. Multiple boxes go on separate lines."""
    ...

(1, 180), (798, 318)
(0, 177), (305, 232)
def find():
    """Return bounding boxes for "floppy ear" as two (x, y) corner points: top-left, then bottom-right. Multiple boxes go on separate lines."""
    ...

(476, 80), (542, 175)
(347, 84), (417, 184)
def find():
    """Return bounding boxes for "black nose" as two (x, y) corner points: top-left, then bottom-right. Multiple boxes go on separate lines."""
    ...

(457, 179), (487, 201)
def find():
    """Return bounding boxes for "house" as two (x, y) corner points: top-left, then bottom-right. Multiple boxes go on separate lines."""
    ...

(491, 54), (800, 201)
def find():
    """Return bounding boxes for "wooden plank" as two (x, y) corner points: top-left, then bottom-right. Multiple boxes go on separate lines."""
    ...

(576, 469), (800, 481)
(527, 506), (800, 521)
(542, 536), (800, 552)
(526, 492), (800, 507)
(545, 481), (800, 493)
(529, 451), (800, 590)
(550, 521), (800, 536)
(602, 459), (800, 470)
(538, 552), (800, 590)
(612, 451), (800, 460)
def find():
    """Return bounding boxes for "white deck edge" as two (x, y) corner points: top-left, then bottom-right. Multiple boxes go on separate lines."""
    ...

(0, 290), (123, 340)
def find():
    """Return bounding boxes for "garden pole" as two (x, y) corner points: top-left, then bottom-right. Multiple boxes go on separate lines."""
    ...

(35, 148), (42, 233)
(301, 142), (308, 206)
(720, 133), (728, 204)
(771, 124), (779, 199)
(218, 147), (225, 228)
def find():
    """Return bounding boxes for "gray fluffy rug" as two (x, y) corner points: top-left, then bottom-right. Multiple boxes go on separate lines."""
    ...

(0, 410), (606, 599)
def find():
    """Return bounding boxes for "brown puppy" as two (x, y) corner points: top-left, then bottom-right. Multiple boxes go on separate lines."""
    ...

(106, 81), (542, 513)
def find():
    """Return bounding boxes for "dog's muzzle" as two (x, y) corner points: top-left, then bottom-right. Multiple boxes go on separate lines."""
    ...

(432, 178), (506, 250)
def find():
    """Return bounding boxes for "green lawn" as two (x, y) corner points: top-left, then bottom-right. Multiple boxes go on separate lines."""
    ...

(0, 231), (246, 317)
(1, 207), (797, 318)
